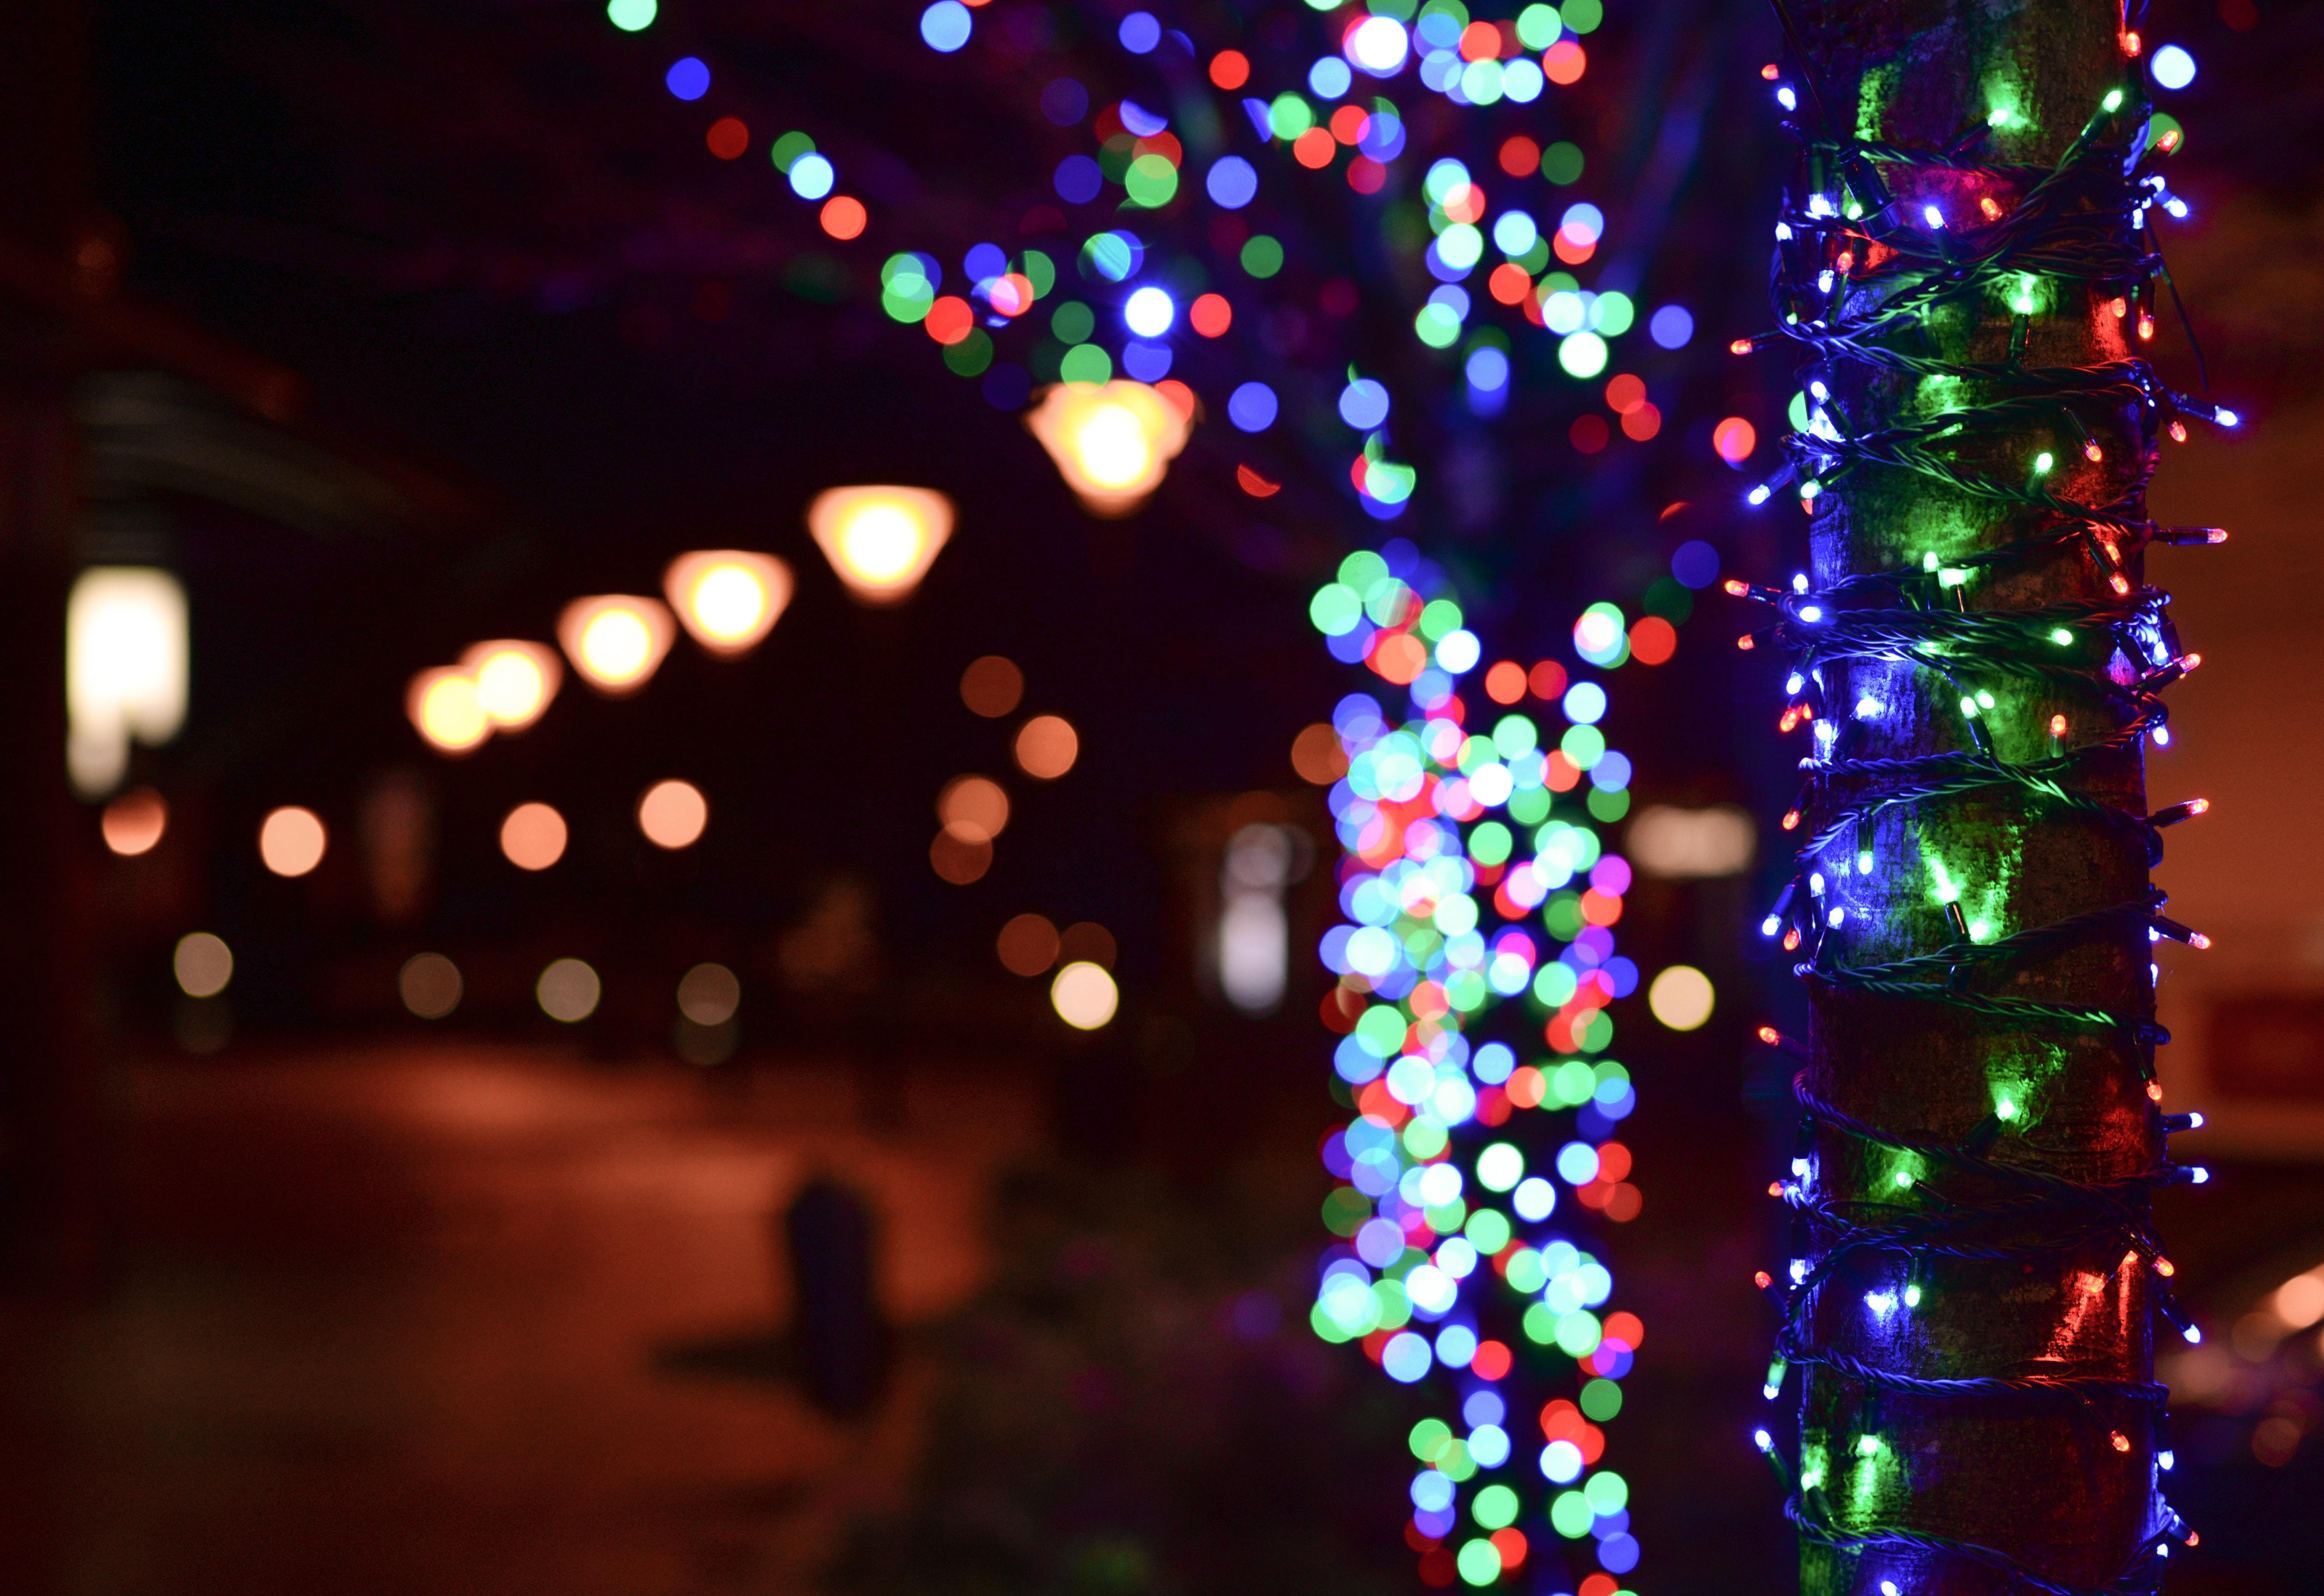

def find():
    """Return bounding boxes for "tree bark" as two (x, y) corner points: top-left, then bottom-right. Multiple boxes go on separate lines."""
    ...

(1773, 2), (2178, 1592)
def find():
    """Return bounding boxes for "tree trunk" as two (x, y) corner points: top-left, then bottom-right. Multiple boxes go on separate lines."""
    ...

(1760, 3), (2201, 1592)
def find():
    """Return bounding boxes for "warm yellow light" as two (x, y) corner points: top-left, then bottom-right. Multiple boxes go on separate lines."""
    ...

(806, 485), (955, 605)
(459, 639), (562, 730)
(664, 549), (793, 655)
(557, 595), (676, 695)
(407, 667), (492, 754)
(1648, 965), (1716, 1031)
(1050, 960), (1120, 1030)
(66, 566), (189, 798)
(1024, 380), (1191, 517)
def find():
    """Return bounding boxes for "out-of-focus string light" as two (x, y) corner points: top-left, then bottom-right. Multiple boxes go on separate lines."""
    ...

(1024, 379), (1191, 517)
(637, 778), (708, 849)
(399, 953), (463, 1019)
(1307, 539), (1654, 1590)
(663, 550), (793, 657)
(408, 666), (492, 754)
(1014, 714), (1079, 779)
(258, 805), (328, 878)
(173, 932), (233, 998)
(807, 485), (955, 604)
(536, 958), (601, 1022)
(558, 594), (676, 695)
(459, 640), (562, 731)
(66, 566), (188, 798)
(102, 787), (169, 856)
(1051, 960), (1119, 1029)
(500, 802), (568, 871)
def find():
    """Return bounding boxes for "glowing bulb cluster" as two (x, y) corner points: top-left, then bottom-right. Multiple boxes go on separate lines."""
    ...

(1308, 540), (1651, 1589)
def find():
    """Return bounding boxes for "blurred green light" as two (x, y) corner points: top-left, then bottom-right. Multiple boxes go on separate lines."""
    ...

(1558, 331), (1609, 378)
(1123, 153), (1180, 208)
(1472, 1485), (1520, 1530)
(1058, 343), (1112, 385)
(1310, 583), (1363, 636)
(1515, 3), (1561, 49)
(1541, 140), (1584, 185)
(770, 130), (815, 173)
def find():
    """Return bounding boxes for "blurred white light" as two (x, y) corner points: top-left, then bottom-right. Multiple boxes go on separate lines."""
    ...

(2151, 45), (2196, 90)
(1051, 960), (1119, 1029)
(67, 566), (188, 798)
(1346, 15), (1409, 74)
(1219, 823), (1299, 1014)
(1123, 286), (1175, 338)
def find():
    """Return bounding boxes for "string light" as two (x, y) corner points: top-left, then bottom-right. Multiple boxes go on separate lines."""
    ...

(1732, 55), (2222, 1594)
(1308, 540), (1654, 1590)
(806, 485), (955, 604)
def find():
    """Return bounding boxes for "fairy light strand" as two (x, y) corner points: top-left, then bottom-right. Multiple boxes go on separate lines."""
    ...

(1732, 37), (2226, 1596)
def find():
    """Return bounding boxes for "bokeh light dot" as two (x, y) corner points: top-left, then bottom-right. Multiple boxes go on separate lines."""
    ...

(789, 153), (835, 201)
(1206, 156), (1258, 210)
(399, 953), (463, 1020)
(921, 0), (973, 52)
(1649, 304), (1694, 348)
(537, 959), (601, 1023)
(1648, 964), (1715, 1030)
(259, 806), (328, 877)
(1051, 960), (1119, 1028)
(638, 779), (709, 848)
(1228, 382), (1278, 432)
(1713, 416), (1758, 464)
(501, 803), (569, 871)
(174, 932), (233, 998)
(1118, 10), (1161, 52)
(2151, 44), (2196, 90)
(103, 787), (168, 855)
(1124, 285), (1174, 337)
(1016, 714), (1079, 779)
(820, 195), (866, 240)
